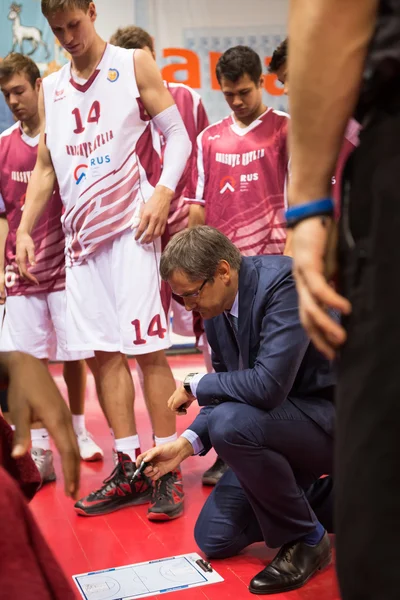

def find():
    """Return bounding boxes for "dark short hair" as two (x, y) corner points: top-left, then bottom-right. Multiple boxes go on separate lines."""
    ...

(0, 53), (40, 88)
(41, 0), (91, 16)
(268, 38), (288, 74)
(110, 26), (154, 53)
(160, 226), (242, 282)
(216, 45), (262, 86)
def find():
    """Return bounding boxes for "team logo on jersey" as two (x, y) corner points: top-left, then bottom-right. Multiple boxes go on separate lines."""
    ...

(74, 164), (88, 185)
(107, 68), (119, 82)
(219, 176), (236, 194)
(54, 89), (66, 102)
(239, 172), (259, 192)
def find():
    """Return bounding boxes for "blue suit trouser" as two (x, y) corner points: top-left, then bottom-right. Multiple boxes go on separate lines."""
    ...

(194, 399), (333, 555)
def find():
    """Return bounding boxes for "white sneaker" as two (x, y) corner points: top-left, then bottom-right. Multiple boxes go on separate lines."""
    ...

(76, 430), (104, 462)
(31, 448), (56, 485)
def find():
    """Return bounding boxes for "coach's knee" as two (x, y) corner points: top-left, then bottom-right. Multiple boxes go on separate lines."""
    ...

(208, 403), (252, 458)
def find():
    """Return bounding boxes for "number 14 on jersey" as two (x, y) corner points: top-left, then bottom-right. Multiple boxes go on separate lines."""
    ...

(72, 101), (101, 134)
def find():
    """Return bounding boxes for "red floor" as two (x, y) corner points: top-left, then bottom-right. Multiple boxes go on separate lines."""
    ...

(32, 355), (341, 600)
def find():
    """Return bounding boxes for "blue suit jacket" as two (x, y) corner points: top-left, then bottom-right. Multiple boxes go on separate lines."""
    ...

(189, 255), (336, 455)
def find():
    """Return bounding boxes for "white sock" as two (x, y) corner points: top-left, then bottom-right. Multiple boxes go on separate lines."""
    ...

(154, 433), (178, 446)
(72, 414), (86, 435)
(115, 435), (140, 461)
(10, 424), (15, 431)
(31, 428), (50, 451)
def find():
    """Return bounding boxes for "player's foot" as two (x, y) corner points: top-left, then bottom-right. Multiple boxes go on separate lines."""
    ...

(31, 448), (56, 486)
(202, 457), (229, 486)
(74, 452), (152, 516)
(147, 468), (184, 521)
(76, 430), (104, 462)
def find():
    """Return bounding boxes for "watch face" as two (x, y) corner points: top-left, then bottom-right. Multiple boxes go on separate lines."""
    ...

(184, 373), (197, 392)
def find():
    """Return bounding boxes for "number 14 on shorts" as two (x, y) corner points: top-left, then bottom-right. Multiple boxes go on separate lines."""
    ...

(132, 314), (167, 345)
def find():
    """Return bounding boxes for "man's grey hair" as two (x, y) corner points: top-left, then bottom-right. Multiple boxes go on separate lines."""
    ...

(160, 226), (242, 282)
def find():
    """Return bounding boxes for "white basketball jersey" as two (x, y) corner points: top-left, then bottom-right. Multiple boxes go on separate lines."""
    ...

(42, 44), (161, 266)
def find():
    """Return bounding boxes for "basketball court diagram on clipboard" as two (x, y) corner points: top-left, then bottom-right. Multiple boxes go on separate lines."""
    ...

(73, 553), (224, 600)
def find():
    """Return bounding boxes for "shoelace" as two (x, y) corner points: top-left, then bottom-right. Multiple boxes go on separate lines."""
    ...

(282, 542), (297, 563)
(92, 462), (126, 497)
(76, 431), (93, 443)
(153, 473), (175, 502)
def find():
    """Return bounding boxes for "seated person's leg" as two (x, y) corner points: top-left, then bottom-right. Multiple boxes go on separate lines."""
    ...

(194, 468), (263, 559)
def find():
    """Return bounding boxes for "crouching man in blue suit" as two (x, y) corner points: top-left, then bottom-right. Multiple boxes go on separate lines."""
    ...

(138, 226), (335, 596)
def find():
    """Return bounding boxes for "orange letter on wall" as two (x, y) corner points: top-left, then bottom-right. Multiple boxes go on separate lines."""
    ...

(161, 48), (201, 88)
(264, 57), (284, 97)
(209, 51), (222, 90)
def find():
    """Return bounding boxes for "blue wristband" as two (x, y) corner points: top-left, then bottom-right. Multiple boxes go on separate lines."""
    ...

(285, 198), (334, 228)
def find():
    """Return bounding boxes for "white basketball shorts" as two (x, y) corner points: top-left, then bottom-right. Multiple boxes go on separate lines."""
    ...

(65, 230), (171, 355)
(171, 298), (195, 337)
(0, 290), (92, 361)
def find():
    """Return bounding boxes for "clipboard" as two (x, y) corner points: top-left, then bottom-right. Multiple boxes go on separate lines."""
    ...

(73, 552), (224, 599)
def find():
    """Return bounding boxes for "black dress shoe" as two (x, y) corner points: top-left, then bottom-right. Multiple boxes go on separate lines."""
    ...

(249, 531), (331, 595)
(202, 457), (229, 486)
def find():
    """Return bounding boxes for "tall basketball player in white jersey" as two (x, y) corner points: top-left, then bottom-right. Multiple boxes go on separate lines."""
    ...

(109, 25), (217, 461)
(0, 53), (103, 484)
(16, 0), (191, 520)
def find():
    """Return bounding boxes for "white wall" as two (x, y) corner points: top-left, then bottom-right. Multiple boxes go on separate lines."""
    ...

(148, 0), (289, 48)
(94, 0), (135, 40)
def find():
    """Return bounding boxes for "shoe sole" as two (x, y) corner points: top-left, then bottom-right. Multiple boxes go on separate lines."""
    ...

(75, 493), (152, 517)
(80, 452), (104, 462)
(248, 552), (332, 595)
(147, 507), (184, 522)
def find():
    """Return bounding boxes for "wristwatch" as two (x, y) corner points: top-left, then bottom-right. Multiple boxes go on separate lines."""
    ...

(183, 373), (198, 395)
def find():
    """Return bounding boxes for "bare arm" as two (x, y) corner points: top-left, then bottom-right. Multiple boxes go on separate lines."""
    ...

(0, 351), (80, 499)
(287, 0), (378, 358)
(188, 205), (205, 228)
(0, 215), (8, 304)
(288, 0), (378, 204)
(283, 231), (292, 257)
(134, 49), (175, 117)
(16, 87), (56, 283)
(133, 50), (191, 243)
(18, 87), (56, 234)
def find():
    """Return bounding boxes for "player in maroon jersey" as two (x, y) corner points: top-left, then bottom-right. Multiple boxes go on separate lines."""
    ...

(187, 45), (290, 257)
(0, 53), (103, 483)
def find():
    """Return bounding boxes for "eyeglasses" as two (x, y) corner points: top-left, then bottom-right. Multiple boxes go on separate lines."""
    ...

(178, 278), (210, 299)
